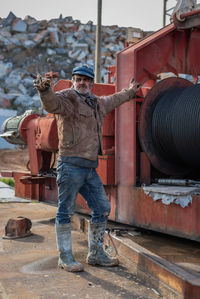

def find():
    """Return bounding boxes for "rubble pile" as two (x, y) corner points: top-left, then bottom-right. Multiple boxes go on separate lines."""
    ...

(0, 11), (143, 114)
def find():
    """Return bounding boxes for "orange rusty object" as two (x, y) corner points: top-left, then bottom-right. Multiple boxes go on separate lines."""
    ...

(19, 114), (58, 175)
(19, 113), (39, 143)
(20, 175), (52, 185)
(3, 216), (32, 239)
(34, 114), (58, 151)
(14, 171), (39, 200)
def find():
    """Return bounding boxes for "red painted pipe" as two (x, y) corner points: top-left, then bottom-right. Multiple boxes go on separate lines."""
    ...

(180, 8), (200, 20)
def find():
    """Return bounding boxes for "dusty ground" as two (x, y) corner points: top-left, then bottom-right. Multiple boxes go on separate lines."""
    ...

(0, 202), (162, 299)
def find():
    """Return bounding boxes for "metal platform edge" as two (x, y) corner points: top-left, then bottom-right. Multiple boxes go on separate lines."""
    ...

(71, 213), (200, 299)
(105, 233), (200, 299)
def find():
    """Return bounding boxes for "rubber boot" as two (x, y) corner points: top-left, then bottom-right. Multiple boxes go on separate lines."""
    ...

(55, 221), (83, 272)
(86, 222), (119, 266)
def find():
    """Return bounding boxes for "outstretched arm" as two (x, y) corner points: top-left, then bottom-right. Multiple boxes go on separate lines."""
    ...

(33, 74), (73, 115)
(100, 79), (140, 115)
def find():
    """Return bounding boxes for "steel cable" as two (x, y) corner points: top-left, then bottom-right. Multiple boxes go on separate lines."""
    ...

(152, 84), (200, 169)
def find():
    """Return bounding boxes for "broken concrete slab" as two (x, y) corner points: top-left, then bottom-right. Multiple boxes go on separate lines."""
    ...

(2, 11), (16, 27)
(12, 19), (27, 33)
(48, 27), (59, 45)
(33, 29), (49, 44)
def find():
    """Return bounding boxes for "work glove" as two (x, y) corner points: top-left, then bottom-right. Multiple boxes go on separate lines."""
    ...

(33, 74), (51, 92)
(129, 78), (140, 94)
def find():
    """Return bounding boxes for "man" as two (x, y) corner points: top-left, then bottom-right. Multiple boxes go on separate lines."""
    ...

(34, 64), (140, 272)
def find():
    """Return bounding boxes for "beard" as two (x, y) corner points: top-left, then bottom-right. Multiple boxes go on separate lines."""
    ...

(73, 83), (92, 95)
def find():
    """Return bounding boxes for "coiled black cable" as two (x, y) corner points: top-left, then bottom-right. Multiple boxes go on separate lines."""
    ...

(152, 84), (200, 169)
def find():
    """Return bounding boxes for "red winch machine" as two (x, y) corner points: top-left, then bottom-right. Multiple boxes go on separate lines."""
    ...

(2, 0), (200, 242)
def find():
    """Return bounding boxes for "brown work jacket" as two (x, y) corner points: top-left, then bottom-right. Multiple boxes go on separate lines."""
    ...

(39, 87), (135, 161)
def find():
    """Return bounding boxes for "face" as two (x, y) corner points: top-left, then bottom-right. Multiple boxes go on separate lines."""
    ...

(72, 74), (94, 94)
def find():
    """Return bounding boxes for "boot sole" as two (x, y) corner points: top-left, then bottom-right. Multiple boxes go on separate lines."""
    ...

(87, 259), (119, 267)
(58, 263), (84, 272)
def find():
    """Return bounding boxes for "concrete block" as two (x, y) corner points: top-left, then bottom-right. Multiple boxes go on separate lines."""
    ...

(2, 11), (16, 27)
(12, 19), (27, 33)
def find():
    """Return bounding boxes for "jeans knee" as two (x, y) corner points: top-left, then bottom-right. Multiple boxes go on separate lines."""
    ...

(56, 214), (71, 224)
(91, 208), (110, 223)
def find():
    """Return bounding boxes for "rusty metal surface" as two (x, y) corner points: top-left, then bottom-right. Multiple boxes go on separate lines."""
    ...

(17, 172), (199, 243)
(97, 155), (115, 185)
(140, 152), (151, 185)
(67, 183), (200, 242)
(113, 20), (200, 241)
(1, 170), (14, 177)
(115, 100), (137, 186)
(106, 232), (200, 299)
(117, 23), (200, 85)
(14, 170), (200, 242)
(15, 172), (58, 203)
(19, 113), (39, 143)
(20, 114), (57, 175)
(117, 187), (200, 242)
(13, 171), (39, 200)
(20, 176), (52, 185)
(39, 177), (58, 204)
(3, 217), (32, 239)
(35, 114), (58, 151)
(26, 118), (43, 175)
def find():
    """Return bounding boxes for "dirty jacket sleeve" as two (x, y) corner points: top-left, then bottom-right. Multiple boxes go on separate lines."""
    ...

(99, 88), (135, 116)
(38, 88), (74, 116)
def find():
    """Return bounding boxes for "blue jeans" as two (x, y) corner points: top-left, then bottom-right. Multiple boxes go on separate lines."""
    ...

(56, 161), (111, 224)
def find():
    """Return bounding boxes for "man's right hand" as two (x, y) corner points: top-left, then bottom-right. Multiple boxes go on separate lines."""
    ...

(33, 74), (51, 92)
(129, 78), (140, 94)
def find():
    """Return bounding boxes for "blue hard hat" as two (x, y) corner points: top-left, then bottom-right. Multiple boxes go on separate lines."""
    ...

(72, 64), (94, 79)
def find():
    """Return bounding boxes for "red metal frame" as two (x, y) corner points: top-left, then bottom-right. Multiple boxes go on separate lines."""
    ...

(112, 22), (200, 241)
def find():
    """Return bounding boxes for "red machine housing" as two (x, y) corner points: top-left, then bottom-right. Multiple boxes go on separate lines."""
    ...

(3, 12), (200, 242)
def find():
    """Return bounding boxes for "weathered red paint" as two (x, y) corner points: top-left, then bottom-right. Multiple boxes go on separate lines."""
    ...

(116, 23), (200, 84)
(122, 188), (200, 242)
(13, 171), (39, 200)
(111, 20), (200, 242)
(107, 234), (200, 298)
(97, 155), (115, 185)
(34, 114), (58, 151)
(140, 152), (151, 186)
